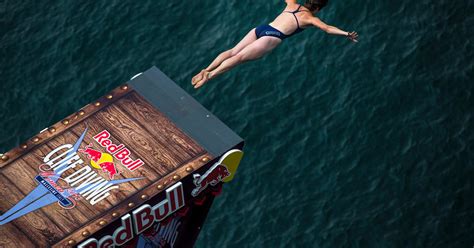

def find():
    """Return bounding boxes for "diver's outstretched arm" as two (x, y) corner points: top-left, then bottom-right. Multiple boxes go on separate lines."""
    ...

(310, 17), (358, 42)
(285, 0), (297, 4)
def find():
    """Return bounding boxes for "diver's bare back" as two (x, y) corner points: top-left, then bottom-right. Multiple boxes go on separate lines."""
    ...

(270, 3), (314, 34)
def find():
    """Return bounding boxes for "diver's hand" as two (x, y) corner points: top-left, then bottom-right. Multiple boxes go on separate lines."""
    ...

(347, 31), (358, 43)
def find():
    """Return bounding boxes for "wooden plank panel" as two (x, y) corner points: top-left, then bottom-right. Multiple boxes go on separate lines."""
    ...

(0, 224), (36, 248)
(93, 104), (184, 172)
(117, 92), (203, 158)
(0, 174), (64, 246)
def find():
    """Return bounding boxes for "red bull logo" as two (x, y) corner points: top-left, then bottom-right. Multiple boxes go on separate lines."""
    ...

(79, 144), (118, 179)
(191, 164), (231, 197)
(190, 149), (243, 197)
(93, 130), (144, 171)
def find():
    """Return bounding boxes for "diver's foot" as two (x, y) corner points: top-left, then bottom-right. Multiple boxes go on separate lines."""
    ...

(192, 69), (208, 85)
(194, 71), (211, 89)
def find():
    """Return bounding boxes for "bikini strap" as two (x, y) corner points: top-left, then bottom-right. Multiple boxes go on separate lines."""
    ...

(295, 4), (302, 13)
(284, 4), (302, 13)
(294, 14), (301, 29)
(292, 5), (302, 28)
(283, 4), (304, 29)
(295, 4), (310, 13)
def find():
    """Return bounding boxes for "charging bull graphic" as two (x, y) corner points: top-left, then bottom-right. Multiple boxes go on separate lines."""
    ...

(191, 164), (231, 197)
(190, 150), (244, 197)
(79, 144), (118, 179)
(79, 144), (102, 162)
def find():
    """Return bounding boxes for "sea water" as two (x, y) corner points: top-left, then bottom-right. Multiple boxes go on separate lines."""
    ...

(1, 0), (473, 247)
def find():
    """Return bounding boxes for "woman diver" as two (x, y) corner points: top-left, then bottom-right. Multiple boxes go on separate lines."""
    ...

(191, 0), (358, 89)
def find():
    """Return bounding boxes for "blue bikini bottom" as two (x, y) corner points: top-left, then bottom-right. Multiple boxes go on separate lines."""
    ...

(255, 25), (288, 40)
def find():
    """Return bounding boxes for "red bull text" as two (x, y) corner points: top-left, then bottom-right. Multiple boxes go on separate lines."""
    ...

(78, 182), (185, 248)
(93, 130), (144, 171)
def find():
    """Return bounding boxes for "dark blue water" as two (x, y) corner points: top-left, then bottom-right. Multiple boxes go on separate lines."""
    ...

(1, 0), (473, 247)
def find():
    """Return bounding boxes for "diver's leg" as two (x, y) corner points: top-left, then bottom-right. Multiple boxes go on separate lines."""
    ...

(206, 28), (258, 70)
(193, 36), (281, 89)
(192, 28), (257, 84)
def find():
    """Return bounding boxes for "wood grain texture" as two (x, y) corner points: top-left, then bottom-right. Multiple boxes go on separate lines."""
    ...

(0, 174), (64, 246)
(0, 223), (35, 248)
(93, 103), (187, 171)
(117, 92), (203, 158)
(2, 156), (88, 234)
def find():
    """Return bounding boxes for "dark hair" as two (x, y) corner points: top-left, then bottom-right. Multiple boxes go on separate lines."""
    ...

(304, 0), (328, 12)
